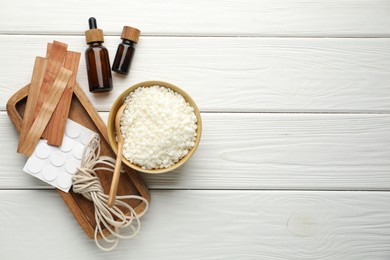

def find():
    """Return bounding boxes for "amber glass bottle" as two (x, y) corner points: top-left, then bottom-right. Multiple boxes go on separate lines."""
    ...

(112, 26), (140, 75)
(85, 17), (113, 93)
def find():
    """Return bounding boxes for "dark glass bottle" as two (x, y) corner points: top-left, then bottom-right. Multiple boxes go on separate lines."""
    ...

(112, 26), (140, 75)
(85, 17), (113, 93)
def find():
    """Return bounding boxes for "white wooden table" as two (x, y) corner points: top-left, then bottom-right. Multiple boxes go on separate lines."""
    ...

(1, 1), (390, 259)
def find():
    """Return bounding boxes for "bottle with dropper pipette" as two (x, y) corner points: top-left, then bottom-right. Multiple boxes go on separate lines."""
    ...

(85, 17), (113, 93)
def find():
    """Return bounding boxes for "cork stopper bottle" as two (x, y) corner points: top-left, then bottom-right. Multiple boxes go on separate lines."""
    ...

(112, 26), (140, 75)
(85, 17), (113, 93)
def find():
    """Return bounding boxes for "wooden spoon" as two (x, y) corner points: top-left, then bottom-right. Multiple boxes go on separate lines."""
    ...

(108, 103), (127, 207)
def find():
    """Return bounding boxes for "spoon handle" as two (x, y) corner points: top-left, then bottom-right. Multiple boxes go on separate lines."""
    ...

(108, 141), (123, 207)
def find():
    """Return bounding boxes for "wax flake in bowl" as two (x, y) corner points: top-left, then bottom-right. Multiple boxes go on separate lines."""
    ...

(120, 85), (197, 170)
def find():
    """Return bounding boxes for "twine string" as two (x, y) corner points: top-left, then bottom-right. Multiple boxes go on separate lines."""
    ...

(72, 135), (149, 251)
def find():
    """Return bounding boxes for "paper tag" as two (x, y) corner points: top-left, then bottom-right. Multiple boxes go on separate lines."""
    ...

(23, 119), (97, 192)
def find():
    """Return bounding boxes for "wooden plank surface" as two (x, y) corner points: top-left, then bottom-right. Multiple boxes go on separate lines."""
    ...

(0, 0), (389, 36)
(0, 190), (389, 259)
(2, 112), (390, 190)
(1, 1), (389, 258)
(0, 36), (390, 112)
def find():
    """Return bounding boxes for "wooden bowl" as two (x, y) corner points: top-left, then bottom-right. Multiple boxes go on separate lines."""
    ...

(107, 81), (202, 174)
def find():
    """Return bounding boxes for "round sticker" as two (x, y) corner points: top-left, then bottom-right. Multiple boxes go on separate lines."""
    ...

(65, 125), (81, 139)
(60, 137), (74, 153)
(72, 143), (84, 160)
(57, 174), (72, 190)
(50, 151), (66, 167)
(35, 142), (51, 159)
(65, 159), (80, 175)
(42, 165), (58, 182)
(27, 157), (44, 174)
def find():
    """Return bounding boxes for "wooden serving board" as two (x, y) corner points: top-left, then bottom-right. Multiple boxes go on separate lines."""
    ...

(6, 83), (150, 239)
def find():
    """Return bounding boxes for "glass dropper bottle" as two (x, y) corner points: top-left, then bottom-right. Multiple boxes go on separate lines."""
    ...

(85, 17), (113, 92)
(112, 26), (140, 75)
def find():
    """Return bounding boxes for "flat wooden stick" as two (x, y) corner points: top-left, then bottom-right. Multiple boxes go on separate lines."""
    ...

(43, 51), (81, 146)
(34, 41), (68, 118)
(17, 57), (47, 153)
(46, 43), (52, 57)
(19, 68), (72, 156)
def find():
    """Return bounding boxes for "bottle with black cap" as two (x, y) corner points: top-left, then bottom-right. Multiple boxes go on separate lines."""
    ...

(85, 17), (113, 93)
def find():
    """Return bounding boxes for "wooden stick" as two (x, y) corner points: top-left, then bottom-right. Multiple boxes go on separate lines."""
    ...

(43, 51), (81, 146)
(19, 68), (72, 156)
(108, 104), (127, 207)
(17, 57), (47, 153)
(34, 41), (68, 118)
(108, 141), (123, 207)
(46, 43), (52, 57)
